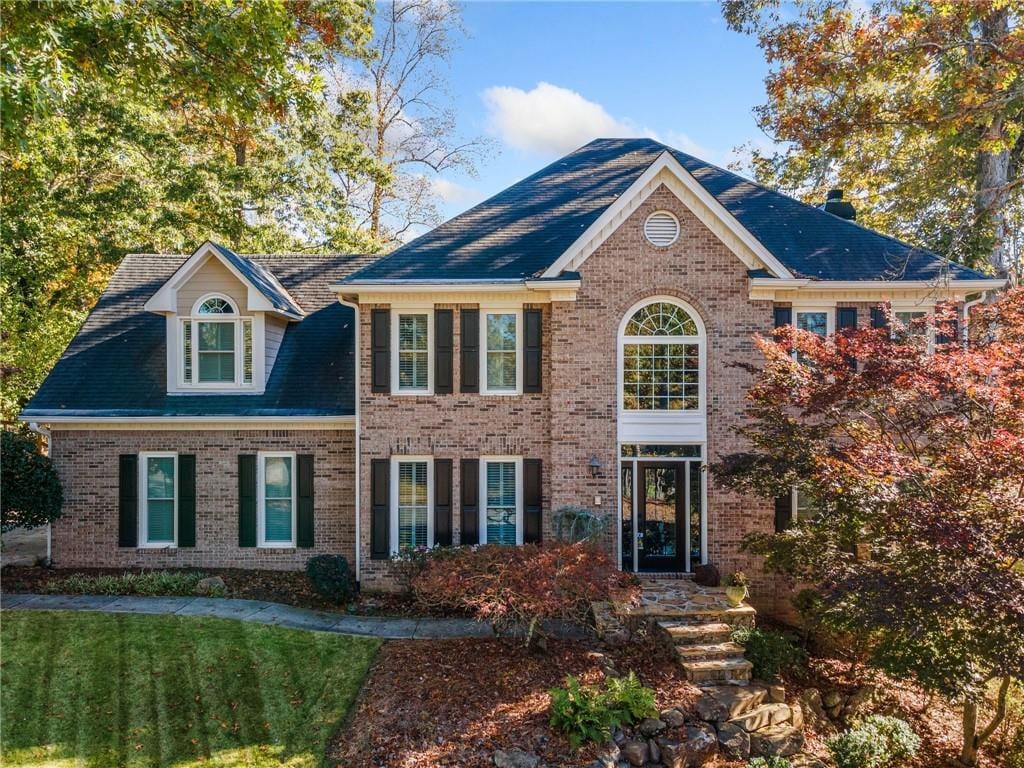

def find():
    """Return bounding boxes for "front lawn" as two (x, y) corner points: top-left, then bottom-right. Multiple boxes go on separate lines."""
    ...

(1, 611), (380, 767)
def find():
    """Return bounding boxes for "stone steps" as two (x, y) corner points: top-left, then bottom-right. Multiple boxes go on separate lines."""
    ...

(681, 657), (753, 685)
(657, 620), (732, 645)
(674, 641), (747, 662)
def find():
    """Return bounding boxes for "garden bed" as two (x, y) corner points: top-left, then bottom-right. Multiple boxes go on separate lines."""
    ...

(0, 565), (450, 616)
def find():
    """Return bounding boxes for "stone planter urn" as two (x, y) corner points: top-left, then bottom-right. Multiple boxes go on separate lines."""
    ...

(725, 585), (748, 607)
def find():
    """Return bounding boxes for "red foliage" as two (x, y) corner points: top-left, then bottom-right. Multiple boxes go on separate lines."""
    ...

(410, 542), (637, 645)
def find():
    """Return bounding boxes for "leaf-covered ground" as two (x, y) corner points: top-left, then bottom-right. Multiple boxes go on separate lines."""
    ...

(1, 611), (380, 767)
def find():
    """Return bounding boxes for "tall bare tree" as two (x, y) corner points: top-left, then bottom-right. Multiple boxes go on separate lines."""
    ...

(338, 0), (491, 244)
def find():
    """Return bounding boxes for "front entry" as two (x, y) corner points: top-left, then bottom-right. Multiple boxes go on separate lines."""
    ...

(620, 445), (705, 573)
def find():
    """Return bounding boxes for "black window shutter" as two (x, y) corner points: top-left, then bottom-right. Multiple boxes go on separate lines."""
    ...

(434, 459), (453, 546)
(118, 454), (138, 548)
(836, 307), (859, 369)
(297, 454), (314, 548)
(524, 458), (543, 543)
(460, 309), (479, 393)
(370, 459), (390, 559)
(371, 308), (390, 393)
(460, 458), (479, 545)
(870, 305), (889, 330)
(936, 317), (960, 346)
(524, 309), (542, 393)
(178, 454), (196, 547)
(238, 455), (257, 547)
(774, 494), (794, 533)
(435, 309), (454, 394)
(773, 307), (792, 328)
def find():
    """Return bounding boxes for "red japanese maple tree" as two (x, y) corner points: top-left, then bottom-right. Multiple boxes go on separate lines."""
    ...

(715, 288), (1024, 766)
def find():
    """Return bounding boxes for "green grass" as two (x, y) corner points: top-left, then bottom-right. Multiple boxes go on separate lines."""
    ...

(1, 611), (380, 767)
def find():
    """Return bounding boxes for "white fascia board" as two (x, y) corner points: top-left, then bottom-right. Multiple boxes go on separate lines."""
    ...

(541, 151), (794, 280)
(329, 279), (581, 295)
(750, 277), (1007, 291)
(144, 241), (302, 319)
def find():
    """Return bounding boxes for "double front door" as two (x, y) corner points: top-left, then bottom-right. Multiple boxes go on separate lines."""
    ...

(621, 455), (704, 572)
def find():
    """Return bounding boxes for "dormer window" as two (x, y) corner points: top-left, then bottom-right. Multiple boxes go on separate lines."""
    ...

(181, 294), (253, 388)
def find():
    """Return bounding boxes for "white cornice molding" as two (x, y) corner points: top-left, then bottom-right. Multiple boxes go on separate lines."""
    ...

(20, 415), (355, 431)
(541, 151), (794, 280)
(748, 277), (1006, 302)
(331, 279), (580, 305)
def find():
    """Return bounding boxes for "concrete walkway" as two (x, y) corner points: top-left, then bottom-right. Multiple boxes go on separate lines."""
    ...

(1, 593), (498, 640)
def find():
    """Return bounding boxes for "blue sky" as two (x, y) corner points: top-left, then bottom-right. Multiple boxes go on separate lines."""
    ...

(432, 1), (776, 220)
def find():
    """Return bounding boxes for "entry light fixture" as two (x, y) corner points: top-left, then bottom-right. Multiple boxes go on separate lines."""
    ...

(588, 455), (602, 478)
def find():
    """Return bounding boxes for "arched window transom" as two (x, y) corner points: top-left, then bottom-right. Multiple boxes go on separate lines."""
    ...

(621, 300), (702, 412)
(197, 296), (236, 315)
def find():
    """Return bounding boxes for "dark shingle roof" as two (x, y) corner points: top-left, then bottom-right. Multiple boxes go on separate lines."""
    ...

(22, 253), (376, 418)
(344, 138), (989, 283)
(210, 243), (305, 316)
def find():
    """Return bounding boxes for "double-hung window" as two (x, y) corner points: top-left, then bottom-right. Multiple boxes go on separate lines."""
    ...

(392, 311), (431, 393)
(793, 307), (833, 364)
(259, 452), (296, 547)
(181, 294), (253, 388)
(792, 488), (821, 522)
(482, 311), (520, 394)
(139, 452), (177, 547)
(480, 457), (522, 545)
(621, 301), (702, 411)
(893, 310), (932, 350)
(391, 457), (433, 552)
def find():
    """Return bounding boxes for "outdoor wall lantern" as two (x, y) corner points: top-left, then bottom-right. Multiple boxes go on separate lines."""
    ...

(588, 455), (602, 478)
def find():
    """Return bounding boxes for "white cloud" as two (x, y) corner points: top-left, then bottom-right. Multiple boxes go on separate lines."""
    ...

(431, 177), (483, 207)
(482, 82), (640, 155)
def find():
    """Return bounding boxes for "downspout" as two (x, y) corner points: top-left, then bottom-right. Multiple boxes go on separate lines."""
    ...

(26, 422), (53, 565)
(337, 296), (361, 584)
(962, 292), (987, 346)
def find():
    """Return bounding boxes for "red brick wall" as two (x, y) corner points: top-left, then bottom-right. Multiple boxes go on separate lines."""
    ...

(48, 429), (355, 570)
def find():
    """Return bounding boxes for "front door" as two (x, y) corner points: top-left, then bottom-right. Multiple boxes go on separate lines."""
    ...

(637, 463), (685, 572)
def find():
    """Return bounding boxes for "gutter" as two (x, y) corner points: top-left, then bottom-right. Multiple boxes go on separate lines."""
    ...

(337, 295), (362, 584)
(749, 277), (1007, 291)
(329, 278), (582, 294)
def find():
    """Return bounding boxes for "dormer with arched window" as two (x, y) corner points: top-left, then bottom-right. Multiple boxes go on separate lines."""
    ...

(144, 241), (304, 394)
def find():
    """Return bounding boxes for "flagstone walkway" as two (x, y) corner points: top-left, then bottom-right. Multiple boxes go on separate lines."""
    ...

(1, 592), (503, 639)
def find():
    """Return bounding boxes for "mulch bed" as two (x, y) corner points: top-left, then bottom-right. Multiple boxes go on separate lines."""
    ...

(329, 630), (703, 768)
(0, 565), (450, 616)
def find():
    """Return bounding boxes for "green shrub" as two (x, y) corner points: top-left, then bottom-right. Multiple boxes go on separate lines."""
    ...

(747, 758), (792, 768)
(44, 571), (221, 596)
(305, 554), (355, 604)
(731, 626), (807, 679)
(826, 715), (920, 768)
(1, 430), (62, 532)
(549, 672), (656, 748)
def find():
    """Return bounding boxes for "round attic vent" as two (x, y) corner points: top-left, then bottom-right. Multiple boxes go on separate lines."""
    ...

(643, 211), (679, 247)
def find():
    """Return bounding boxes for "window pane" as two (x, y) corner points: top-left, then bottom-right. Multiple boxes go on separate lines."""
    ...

(242, 319), (253, 384)
(198, 352), (235, 382)
(265, 456), (292, 499)
(397, 461), (428, 549)
(398, 315), (429, 390)
(625, 302), (698, 336)
(197, 322), (235, 383)
(146, 457), (175, 543)
(485, 314), (517, 390)
(623, 343), (699, 411)
(486, 461), (517, 545)
(796, 312), (828, 337)
(198, 322), (234, 351)
(198, 297), (235, 314)
(264, 500), (292, 542)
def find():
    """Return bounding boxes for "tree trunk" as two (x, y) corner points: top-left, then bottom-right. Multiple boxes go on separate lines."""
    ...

(975, 7), (1012, 276)
(961, 699), (980, 766)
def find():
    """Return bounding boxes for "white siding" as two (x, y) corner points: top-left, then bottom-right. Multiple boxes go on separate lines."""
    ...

(176, 257), (247, 315)
(265, 315), (288, 384)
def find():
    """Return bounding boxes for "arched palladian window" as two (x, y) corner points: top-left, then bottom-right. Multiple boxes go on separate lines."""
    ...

(621, 300), (703, 411)
(182, 294), (253, 386)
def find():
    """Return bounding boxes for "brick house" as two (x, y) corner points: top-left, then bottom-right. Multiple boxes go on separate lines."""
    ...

(21, 138), (1003, 611)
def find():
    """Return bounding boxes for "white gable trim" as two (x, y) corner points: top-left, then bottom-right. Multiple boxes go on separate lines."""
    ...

(143, 241), (302, 319)
(542, 151), (794, 280)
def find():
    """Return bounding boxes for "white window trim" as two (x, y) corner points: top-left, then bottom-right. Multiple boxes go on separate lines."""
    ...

(480, 308), (524, 395)
(257, 451), (297, 548)
(479, 456), (523, 545)
(616, 297), (707, 416)
(890, 302), (936, 353)
(390, 309), (433, 395)
(173, 293), (259, 392)
(793, 305), (835, 336)
(138, 451), (178, 548)
(389, 455), (434, 554)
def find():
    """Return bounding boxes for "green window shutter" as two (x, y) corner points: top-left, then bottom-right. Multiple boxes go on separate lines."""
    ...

(523, 309), (542, 393)
(524, 458), (542, 543)
(371, 309), (390, 392)
(238, 454), (257, 547)
(774, 494), (794, 533)
(178, 454), (196, 547)
(370, 459), (390, 559)
(460, 309), (479, 393)
(460, 458), (479, 545)
(435, 308), (454, 394)
(118, 454), (138, 548)
(434, 459), (452, 546)
(297, 454), (314, 548)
